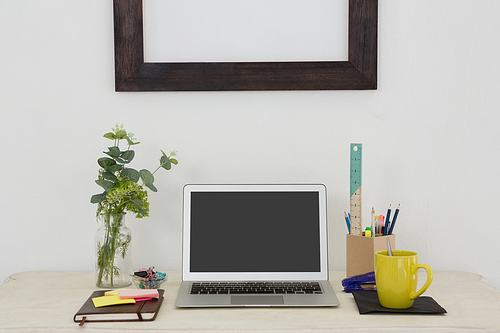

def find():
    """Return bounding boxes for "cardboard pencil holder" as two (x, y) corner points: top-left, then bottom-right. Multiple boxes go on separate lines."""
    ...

(346, 234), (395, 277)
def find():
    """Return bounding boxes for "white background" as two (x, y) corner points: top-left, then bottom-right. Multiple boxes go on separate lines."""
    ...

(1, 0), (500, 291)
(144, 0), (347, 62)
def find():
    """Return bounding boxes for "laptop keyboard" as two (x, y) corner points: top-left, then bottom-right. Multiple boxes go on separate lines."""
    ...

(190, 281), (323, 295)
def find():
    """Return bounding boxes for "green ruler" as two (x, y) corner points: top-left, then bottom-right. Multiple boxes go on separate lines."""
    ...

(350, 143), (362, 235)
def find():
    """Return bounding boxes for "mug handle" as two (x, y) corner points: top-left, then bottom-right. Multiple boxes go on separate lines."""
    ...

(409, 264), (434, 300)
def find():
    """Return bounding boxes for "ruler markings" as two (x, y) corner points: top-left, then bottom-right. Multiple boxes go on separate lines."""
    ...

(350, 143), (362, 235)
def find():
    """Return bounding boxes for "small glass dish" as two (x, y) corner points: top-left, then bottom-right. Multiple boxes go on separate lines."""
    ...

(132, 272), (167, 289)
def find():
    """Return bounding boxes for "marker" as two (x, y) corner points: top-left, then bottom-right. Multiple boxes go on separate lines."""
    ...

(364, 227), (371, 237)
(388, 204), (400, 235)
(371, 207), (375, 237)
(383, 205), (391, 236)
(344, 212), (351, 233)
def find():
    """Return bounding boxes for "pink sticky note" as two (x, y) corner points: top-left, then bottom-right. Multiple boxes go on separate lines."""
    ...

(119, 289), (159, 299)
(134, 297), (153, 302)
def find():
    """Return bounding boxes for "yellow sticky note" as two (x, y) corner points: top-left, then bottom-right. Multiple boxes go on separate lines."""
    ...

(92, 295), (136, 308)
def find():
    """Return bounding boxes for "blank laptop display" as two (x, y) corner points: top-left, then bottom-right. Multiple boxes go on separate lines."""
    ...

(175, 184), (340, 307)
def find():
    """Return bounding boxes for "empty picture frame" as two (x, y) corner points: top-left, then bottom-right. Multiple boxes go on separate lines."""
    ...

(113, 0), (377, 91)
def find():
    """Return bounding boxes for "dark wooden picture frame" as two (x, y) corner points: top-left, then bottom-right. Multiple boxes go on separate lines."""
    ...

(113, 0), (377, 91)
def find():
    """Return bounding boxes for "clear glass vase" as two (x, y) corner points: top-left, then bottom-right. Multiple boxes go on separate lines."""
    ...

(95, 213), (132, 288)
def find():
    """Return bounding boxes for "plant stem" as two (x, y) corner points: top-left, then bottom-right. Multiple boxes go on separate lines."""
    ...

(96, 213), (126, 288)
(110, 222), (116, 287)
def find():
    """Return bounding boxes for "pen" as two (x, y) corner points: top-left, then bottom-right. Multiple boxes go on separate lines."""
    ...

(388, 204), (400, 235)
(371, 207), (375, 237)
(383, 205), (391, 235)
(344, 211), (351, 233)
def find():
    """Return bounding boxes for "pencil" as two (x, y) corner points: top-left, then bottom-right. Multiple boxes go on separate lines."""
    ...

(371, 207), (375, 237)
(388, 204), (400, 235)
(344, 211), (351, 234)
(383, 205), (391, 236)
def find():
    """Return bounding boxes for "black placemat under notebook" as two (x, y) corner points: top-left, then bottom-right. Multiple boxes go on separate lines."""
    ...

(352, 291), (447, 314)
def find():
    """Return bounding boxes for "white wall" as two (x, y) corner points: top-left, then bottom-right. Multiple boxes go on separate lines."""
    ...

(1, 0), (500, 290)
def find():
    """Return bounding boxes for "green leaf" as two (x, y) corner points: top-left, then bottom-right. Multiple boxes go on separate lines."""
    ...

(121, 168), (140, 182)
(104, 146), (121, 158)
(131, 198), (143, 208)
(103, 132), (116, 140)
(98, 157), (116, 169)
(102, 171), (117, 182)
(162, 149), (177, 157)
(145, 183), (158, 192)
(119, 150), (135, 163)
(170, 158), (178, 165)
(139, 169), (154, 185)
(125, 136), (140, 146)
(160, 155), (172, 170)
(91, 192), (107, 204)
(115, 129), (127, 140)
(95, 179), (115, 192)
(106, 164), (123, 173)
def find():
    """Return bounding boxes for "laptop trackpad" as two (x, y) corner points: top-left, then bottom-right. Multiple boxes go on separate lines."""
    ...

(231, 296), (284, 305)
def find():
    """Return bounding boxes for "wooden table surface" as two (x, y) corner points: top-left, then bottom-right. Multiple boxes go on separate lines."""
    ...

(1, 270), (500, 332)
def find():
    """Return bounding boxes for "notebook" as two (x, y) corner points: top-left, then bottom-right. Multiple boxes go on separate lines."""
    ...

(175, 184), (340, 307)
(74, 290), (164, 325)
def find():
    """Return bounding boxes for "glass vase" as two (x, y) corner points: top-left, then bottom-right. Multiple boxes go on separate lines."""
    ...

(95, 213), (132, 288)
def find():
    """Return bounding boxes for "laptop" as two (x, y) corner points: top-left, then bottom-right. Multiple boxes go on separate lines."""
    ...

(175, 184), (340, 307)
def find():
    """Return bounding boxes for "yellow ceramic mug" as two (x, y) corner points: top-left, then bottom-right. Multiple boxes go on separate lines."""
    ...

(375, 250), (433, 309)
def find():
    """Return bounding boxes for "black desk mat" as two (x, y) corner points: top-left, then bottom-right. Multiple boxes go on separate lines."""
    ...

(352, 291), (447, 314)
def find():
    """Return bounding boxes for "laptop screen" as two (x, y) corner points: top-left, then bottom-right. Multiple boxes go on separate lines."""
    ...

(182, 184), (329, 281)
(190, 191), (321, 273)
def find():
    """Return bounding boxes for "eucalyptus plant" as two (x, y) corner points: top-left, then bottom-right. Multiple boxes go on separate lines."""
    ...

(91, 124), (178, 287)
